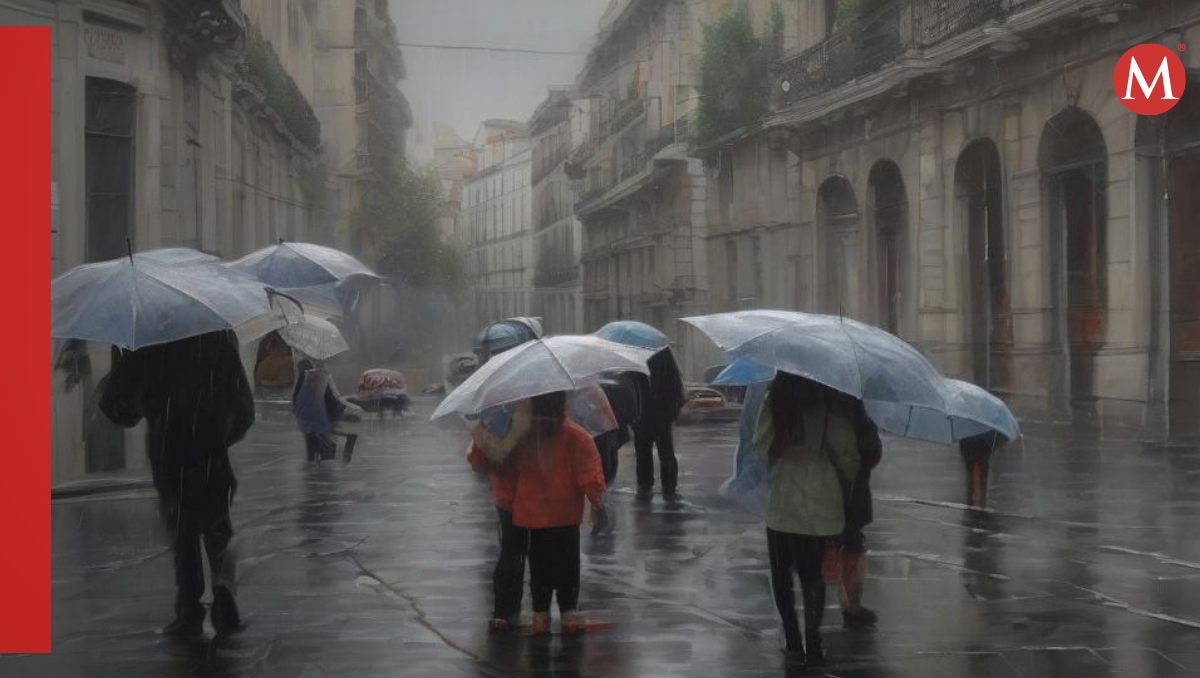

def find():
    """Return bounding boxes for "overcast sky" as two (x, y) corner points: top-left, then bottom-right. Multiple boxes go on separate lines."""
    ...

(391, 0), (611, 163)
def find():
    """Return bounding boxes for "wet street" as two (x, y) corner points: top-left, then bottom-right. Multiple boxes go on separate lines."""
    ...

(15, 399), (1200, 677)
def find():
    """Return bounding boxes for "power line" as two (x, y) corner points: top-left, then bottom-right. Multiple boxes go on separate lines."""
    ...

(395, 41), (585, 56)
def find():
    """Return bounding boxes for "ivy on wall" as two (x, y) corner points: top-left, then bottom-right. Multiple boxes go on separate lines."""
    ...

(243, 27), (322, 150)
(693, 2), (784, 144)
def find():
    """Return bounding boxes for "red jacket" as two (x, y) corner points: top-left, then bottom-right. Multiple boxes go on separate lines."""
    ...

(511, 420), (606, 529)
(467, 443), (517, 511)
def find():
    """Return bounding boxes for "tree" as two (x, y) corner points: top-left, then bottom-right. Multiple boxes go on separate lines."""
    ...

(349, 160), (464, 290)
(693, 2), (784, 144)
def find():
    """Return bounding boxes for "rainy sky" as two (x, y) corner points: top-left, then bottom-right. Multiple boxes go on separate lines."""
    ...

(391, 0), (610, 162)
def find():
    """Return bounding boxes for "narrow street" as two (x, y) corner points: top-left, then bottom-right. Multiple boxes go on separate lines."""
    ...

(13, 399), (1200, 677)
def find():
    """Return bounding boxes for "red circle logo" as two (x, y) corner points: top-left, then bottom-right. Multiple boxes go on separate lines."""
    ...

(1113, 44), (1186, 115)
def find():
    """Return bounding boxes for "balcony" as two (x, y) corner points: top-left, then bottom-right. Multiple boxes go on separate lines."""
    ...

(574, 128), (677, 214)
(774, 0), (1047, 108)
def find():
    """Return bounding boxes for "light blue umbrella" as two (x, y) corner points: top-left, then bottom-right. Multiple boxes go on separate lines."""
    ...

(52, 250), (281, 350)
(229, 241), (378, 288)
(683, 310), (951, 416)
(865, 379), (1020, 444)
(712, 355), (775, 386)
(594, 320), (670, 351)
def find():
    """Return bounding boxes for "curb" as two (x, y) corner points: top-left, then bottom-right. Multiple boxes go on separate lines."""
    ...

(51, 477), (155, 500)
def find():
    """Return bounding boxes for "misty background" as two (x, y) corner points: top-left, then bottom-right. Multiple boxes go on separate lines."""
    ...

(391, 0), (611, 163)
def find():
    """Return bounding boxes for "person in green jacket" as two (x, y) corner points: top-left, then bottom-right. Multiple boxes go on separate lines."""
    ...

(754, 372), (861, 666)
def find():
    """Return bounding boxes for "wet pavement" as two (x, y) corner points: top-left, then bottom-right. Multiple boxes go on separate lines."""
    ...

(12, 398), (1200, 677)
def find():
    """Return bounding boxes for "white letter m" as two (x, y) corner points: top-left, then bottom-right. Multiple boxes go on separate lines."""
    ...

(1123, 56), (1179, 100)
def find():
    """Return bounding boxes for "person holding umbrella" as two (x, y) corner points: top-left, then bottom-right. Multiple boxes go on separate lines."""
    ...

(100, 331), (255, 639)
(754, 372), (862, 665)
(960, 430), (1008, 508)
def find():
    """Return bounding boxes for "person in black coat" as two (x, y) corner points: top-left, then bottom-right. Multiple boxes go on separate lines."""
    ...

(592, 371), (645, 488)
(633, 348), (686, 499)
(100, 330), (255, 638)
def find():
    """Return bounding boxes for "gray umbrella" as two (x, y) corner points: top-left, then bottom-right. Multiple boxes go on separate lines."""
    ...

(228, 241), (378, 288)
(52, 250), (281, 350)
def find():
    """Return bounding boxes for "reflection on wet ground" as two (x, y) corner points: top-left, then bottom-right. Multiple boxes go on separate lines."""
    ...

(13, 401), (1200, 677)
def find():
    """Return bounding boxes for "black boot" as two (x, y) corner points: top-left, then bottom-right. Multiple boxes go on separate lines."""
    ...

(804, 629), (825, 667)
(210, 586), (246, 638)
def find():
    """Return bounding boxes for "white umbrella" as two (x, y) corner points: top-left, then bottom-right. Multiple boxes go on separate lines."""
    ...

(52, 250), (281, 350)
(279, 315), (349, 360)
(430, 335), (653, 420)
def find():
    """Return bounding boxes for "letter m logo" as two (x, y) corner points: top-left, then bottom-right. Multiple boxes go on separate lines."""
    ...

(1114, 44), (1187, 115)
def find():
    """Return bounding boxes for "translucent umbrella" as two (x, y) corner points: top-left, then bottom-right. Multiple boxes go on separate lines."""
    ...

(229, 241), (378, 288)
(594, 320), (670, 350)
(52, 251), (281, 350)
(430, 335), (653, 420)
(865, 379), (1020, 444)
(279, 315), (349, 360)
(682, 310), (951, 415)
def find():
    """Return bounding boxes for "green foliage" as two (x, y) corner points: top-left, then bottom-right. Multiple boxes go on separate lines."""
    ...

(350, 160), (464, 290)
(693, 2), (784, 144)
(244, 27), (322, 149)
(833, 0), (891, 31)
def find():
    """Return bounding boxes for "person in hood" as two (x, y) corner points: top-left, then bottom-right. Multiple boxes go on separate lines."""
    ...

(100, 331), (254, 639)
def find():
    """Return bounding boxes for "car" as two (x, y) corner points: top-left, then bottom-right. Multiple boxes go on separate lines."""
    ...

(683, 386), (727, 409)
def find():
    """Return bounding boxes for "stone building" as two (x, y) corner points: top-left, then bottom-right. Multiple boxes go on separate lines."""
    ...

(529, 88), (585, 334)
(462, 120), (534, 329)
(571, 0), (795, 375)
(36, 0), (329, 483)
(707, 0), (1200, 436)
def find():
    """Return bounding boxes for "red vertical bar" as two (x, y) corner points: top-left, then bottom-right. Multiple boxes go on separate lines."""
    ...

(0, 26), (51, 653)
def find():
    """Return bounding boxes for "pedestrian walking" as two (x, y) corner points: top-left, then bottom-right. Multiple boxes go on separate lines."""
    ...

(754, 372), (861, 666)
(830, 391), (882, 629)
(593, 371), (645, 489)
(960, 429), (1007, 508)
(99, 330), (254, 639)
(510, 391), (608, 635)
(633, 348), (685, 499)
(467, 400), (531, 633)
(292, 358), (358, 466)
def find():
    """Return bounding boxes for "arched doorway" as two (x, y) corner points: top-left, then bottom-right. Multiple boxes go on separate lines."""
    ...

(1163, 88), (1200, 436)
(818, 176), (861, 318)
(1039, 108), (1108, 406)
(955, 139), (1011, 389)
(868, 161), (907, 335)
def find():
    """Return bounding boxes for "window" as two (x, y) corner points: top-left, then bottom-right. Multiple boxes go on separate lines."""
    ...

(85, 77), (137, 263)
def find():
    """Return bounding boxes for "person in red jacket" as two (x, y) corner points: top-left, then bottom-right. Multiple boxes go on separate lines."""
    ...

(467, 441), (523, 633)
(510, 391), (609, 635)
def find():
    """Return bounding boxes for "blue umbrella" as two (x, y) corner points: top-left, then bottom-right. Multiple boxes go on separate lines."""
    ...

(594, 320), (670, 350)
(712, 355), (776, 386)
(474, 319), (541, 357)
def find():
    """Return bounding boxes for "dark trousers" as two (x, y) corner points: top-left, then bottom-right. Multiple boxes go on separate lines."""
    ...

(527, 526), (581, 614)
(493, 507), (528, 621)
(634, 421), (677, 491)
(766, 528), (827, 639)
(594, 430), (622, 487)
(170, 501), (240, 630)
(960, 439), (993, 506)
(304, 433), (336, 462)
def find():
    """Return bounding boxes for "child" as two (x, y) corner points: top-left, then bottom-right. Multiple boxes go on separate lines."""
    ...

(510, 391), (608, 635)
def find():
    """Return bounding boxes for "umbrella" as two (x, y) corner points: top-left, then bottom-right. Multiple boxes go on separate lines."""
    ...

(52, 252), (281, 350)
(279, 314), (349, 360)
(712, 355), (776, 386)
(865, 378), (1020, 444)
(229, 241), (378, 288)
(135, 247), (220, 266)
(468, 383), (619, 462)
(473, 318), (544, 358)
(682, 310), (950, 415)
(594, 320), (670, 350)
(277, 282), (357, 320)
(431, 335), (653, 420)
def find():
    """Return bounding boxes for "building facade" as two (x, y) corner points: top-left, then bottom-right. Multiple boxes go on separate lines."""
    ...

(38, 0), (328, 483)
(529, 88), (585, 334)
(310, 0), (411, 250)
(462, 121), (534, 328)
(708, 0), (1200, 436)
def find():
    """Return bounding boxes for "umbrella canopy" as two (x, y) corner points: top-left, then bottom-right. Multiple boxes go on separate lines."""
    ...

(136, 247), (220, 266)
(277, 282), (357, 320)
(712, 355), (776, 386)
(467, 384), (619, 462)
(431, 335), (653, 420)
(865, 378), (1020, 444)
(279, 315), (349, 360)
(52, 252), (280, 350)
(594, 320), (670, 351)
(473, 318), (544, 358)
(229, 241), (378, 288)
(682, 310), (950, 413)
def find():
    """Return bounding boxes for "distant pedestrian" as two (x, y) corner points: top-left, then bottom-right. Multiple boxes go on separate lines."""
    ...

(511, 391), (608, 635)
(755, 373), (861, 666)
(960, 430), (1007, 508)
(292, 358), (358, 466)
(100, 330), (254, 639)
(593, 371), (644, 489)
(634, 348), (685, 499)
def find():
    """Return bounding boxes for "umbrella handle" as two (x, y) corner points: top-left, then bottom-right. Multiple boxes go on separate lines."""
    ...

(266, 288), (305, 317)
